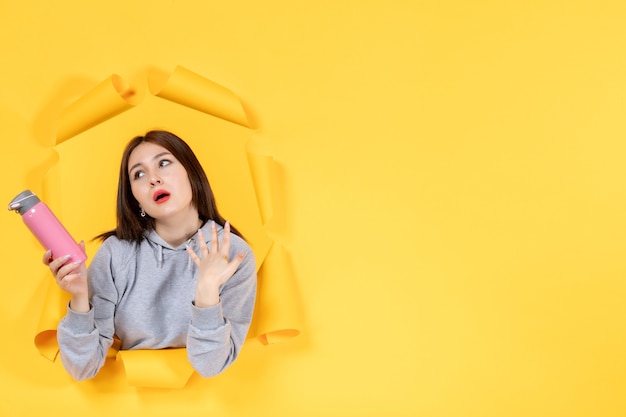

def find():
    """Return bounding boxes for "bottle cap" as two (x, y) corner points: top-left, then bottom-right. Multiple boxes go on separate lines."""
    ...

(8, 190), (41, 215)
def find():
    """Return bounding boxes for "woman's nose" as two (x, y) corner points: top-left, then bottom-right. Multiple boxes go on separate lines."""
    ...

(150, 175), (162, 186)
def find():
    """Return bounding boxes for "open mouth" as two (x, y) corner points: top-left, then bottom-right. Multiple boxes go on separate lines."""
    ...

(153, 190), (171, 204)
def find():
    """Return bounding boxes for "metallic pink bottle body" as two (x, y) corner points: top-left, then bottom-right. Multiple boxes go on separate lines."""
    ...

(22, 202), (87, 263)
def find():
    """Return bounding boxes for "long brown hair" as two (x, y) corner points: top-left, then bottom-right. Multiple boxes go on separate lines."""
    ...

(96, 130), (243, 244)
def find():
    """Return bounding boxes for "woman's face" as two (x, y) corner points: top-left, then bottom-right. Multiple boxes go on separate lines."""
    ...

(127, 142), (196, 222)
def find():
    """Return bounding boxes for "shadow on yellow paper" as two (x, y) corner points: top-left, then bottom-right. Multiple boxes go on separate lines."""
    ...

(32, 65), (303, 389)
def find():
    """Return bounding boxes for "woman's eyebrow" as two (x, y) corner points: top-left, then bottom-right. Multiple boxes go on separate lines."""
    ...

(129, 152), (171, 173)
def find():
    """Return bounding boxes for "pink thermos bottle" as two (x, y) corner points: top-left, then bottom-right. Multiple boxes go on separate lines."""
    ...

(8, 190), (87, 263)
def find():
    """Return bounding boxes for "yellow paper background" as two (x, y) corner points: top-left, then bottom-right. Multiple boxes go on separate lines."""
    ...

(1, 1), (626, 416)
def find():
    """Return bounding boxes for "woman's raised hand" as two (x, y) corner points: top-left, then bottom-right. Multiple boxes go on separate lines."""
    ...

(186, 221), (245, 308)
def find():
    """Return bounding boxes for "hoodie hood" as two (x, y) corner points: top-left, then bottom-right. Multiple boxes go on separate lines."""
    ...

(143, 221), (223, 269)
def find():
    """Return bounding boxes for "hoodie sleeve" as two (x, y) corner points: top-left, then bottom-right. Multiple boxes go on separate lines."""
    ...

(186, 235), (257, 377)
(57, 239), (118, 381)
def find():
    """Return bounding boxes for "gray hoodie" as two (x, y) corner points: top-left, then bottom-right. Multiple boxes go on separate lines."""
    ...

(57, 221), (257, 381)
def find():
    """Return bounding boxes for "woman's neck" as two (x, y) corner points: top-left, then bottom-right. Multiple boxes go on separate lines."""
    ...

(154, 211), (203, 248)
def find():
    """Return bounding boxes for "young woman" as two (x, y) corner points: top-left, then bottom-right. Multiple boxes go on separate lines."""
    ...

(44, 130), (257, 381)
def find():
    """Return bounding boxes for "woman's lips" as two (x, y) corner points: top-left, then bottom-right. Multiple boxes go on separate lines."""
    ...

(153, 190), (171, 204)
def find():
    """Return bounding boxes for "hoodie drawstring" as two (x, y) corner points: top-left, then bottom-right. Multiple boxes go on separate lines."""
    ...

(186, 237), (196, 271)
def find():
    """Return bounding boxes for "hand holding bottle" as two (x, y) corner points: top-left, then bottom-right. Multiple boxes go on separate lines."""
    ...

(43, 242), (90, 313)
(9, 189), (90, 312)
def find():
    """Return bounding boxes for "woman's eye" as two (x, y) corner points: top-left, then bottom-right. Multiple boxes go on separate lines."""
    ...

(159, 159), (172, 168)
(133, 170), (145, 180)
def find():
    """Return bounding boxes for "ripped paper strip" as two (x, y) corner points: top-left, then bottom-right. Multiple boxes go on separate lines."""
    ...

(57, 75), (137, 144)
(34, 65), (303, 388)
(118, 349), (194, 389)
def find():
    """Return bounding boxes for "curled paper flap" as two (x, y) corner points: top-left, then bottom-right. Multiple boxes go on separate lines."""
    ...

(118, 349), (194, 389)
(56, 74), (138, 144)
(246, 145), (275, 225)
(34, 330), (60, 362)
(147, 66), (250, 128)
(255, 242), (302, 344)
